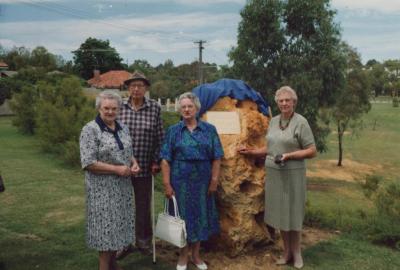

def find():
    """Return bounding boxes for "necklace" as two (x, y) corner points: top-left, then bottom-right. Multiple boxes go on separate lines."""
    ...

(279, 113), (294, 130)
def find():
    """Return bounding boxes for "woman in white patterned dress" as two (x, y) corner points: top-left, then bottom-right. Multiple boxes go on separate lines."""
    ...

(80, 90), (140, 270)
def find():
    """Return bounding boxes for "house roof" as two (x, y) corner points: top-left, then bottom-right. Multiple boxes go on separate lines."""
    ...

(87, 70), (132, 89)
(0, 62), (9, 68)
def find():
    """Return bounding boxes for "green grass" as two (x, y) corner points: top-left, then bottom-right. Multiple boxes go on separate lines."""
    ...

(306, 102), (400, 227)
(300, 102), (400, 269)
(0, 116), (172, 270)
(302, 236), (400, 270)
(309, 102), (400, 178)
(305, 178), (374, 231)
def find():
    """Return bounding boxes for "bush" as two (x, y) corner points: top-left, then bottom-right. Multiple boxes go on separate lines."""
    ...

(393, 97), (399, 107)
(10, 84), (39, 134)
(35, 77), (95, 159)
(10, 75), (95, 165)
(62, 140), (81, 167)
(361, 176), (400, 249)
(361, 174), (383, 199)
(161, 111), (180, 130)
(0, 77), (26, 105)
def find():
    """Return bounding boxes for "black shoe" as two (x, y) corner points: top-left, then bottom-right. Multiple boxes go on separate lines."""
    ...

(116, 244), (135, 260)
(138, 246), (152, 256)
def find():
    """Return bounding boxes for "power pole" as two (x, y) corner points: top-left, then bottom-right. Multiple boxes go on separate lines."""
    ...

(194, 40), (206, 85)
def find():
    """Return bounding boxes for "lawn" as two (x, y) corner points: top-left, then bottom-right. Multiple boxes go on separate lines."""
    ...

(308, 102), (400, 178)
(0, 101), (399, 270)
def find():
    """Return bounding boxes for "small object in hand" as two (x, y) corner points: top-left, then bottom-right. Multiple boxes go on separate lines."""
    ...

(274, 154), (285, 167)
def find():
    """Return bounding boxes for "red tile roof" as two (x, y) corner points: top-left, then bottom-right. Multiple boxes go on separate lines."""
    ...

(87, 70), (132, 89)
(0, 62), (9, 68)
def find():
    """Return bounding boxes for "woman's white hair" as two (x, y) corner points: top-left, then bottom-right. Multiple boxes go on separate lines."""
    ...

(274, 86), (298, 104)
(177, 92), (201, 111)
(95, 90), (122, 110)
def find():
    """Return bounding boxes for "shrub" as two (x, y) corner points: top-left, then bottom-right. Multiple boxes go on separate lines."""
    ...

(393, 97), (399, 107)
(9, 84), (39, 134)
(0, 77), (26, 105)
(35, 77), (95, 159)
(361, 174), (383, 199)
(361, 176), (400, 249)
(62, 140), (81, 167)
(161, 111), (180, 130)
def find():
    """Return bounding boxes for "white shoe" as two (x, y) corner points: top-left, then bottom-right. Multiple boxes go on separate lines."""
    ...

(193, 261), (208, 270)
(176, 263), (187, 270)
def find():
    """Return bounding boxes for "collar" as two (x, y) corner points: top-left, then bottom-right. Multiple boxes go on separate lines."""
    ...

(125, 96), (150, 111)
(95, 114), (124, 150)
(95, 114), (122, 133)
(178, 119), (205, 131)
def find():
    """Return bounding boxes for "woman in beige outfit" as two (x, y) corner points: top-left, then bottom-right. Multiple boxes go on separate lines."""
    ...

(238, 86), (316, 269)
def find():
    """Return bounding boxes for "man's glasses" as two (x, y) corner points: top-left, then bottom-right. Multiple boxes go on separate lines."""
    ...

(129, 84), (146, 89)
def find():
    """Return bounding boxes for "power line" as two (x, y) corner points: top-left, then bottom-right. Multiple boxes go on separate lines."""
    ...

(19, 0), (196, 43)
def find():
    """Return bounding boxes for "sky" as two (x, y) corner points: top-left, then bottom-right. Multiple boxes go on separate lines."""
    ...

(0, 0), (399, 67)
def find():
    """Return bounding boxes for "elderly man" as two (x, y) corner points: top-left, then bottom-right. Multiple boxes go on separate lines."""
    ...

(117, 71), (164, 258)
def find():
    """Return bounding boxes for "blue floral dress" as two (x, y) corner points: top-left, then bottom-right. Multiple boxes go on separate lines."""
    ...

(160, 120), (224, 243)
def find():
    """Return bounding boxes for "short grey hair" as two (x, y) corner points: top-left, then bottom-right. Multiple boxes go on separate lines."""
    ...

(274, 86), (298, 104)
(177, 92), (201, 111)
(95, 90), (122, 110)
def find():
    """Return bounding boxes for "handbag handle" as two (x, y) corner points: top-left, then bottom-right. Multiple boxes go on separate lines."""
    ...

(164, 195), (181, 219)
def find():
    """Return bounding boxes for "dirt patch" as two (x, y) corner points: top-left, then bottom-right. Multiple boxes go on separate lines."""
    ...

(155, 227), (334, 270)
(307, 159), (382, 182)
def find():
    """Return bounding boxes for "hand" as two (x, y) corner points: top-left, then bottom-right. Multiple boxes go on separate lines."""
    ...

(207, 179), (218, 196)
(281, 153), (291, 162)
(237, 145), (252, 155)
(151, 163), (161, 175)
(130, 163), (141, 175)
(164, 184), (175, 198)
(115, 165), (132, 177)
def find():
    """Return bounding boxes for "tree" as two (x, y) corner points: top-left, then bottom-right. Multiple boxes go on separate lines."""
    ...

(2, 46), (31, 70)
(331, 44), (371, 166)
(0, 77), (26, 105)
(229, 0), (346, 151)
(368, 63), (388, 96)
(30, 46), (57, 71)
(384, 59), (400, 79)
(72, 37), (124, 80)
(366, 59), (379, 68)
(128, 59), (154, 74)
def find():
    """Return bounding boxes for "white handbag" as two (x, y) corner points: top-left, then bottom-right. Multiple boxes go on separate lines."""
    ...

(155, 195), (187, 248)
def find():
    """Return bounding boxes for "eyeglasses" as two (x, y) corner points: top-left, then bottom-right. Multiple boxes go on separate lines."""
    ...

(129, 84), (146, 89)
(100, 107), (118, 113)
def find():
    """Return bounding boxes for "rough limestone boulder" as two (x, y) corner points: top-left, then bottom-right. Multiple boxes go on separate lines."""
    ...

(203, 97), (271, 257)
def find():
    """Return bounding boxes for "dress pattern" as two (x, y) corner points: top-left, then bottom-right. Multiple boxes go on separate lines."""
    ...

(264, 113), (315, 231)
(80, 118), (135, 251)
(160, 120), (224, 243)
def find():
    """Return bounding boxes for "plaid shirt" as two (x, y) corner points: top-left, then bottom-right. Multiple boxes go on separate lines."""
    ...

(118, 97), (164, 178)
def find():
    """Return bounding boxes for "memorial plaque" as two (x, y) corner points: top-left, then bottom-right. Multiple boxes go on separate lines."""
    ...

(206, 111), (241, 134)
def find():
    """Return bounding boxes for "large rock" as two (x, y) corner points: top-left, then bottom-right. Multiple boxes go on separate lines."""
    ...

(203, 97), (271, 257)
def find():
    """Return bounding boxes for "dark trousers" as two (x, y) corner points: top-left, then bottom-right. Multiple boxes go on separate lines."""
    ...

(131, 176), (152, 248)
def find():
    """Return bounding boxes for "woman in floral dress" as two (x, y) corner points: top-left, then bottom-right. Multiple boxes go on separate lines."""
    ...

(80, 90), (140, 270)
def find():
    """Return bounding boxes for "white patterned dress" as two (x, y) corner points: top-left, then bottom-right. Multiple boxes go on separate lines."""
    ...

(79, 118), (135, 251)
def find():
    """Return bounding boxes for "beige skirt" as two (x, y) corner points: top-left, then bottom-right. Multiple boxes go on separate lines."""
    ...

(264, 167), (306, 231)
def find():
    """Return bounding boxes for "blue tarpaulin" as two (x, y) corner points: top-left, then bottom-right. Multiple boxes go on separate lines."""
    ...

(192, 78), (269, 117)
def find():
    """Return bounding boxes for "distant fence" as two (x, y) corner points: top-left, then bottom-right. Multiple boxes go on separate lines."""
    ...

(158, 98), (178, 112)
